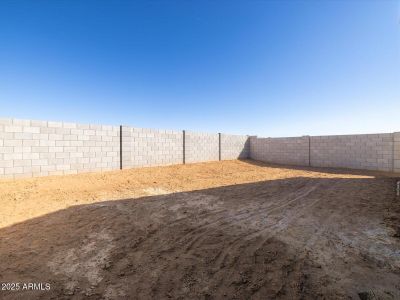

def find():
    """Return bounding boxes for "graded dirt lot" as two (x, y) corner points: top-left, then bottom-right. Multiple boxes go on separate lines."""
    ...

(0, 160), (399, 299)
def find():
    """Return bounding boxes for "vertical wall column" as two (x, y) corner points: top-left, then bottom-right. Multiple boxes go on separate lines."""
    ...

(119, 125), (122, 170)
(394, 132), (400, 173)
(218, 133), (221, 161)
(120, 126), (132, 169)
(183, 130), (186, 164)
(307, 135), (311, 166)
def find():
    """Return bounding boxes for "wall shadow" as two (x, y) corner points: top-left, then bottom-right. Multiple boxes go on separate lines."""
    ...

(0, 176), (398, 300)
(243, 158), (399, 178)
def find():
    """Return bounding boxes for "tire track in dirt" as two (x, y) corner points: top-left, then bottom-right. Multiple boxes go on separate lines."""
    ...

(173, 180), (318, 254)
(182, 180), (321, 255)
(214, 181), (325, 269)
(126, 180), (327, 299)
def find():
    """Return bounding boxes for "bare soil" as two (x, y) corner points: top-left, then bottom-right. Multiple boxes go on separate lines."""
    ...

(0, 160), (399, 299)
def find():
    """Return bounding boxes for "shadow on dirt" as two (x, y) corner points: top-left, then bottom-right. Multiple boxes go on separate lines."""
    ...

(0, 176), (399, 299)
(243, 159), (399, 178)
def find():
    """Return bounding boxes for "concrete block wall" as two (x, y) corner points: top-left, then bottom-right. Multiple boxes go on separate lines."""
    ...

(184, 131), (219, 163)
(250, 133), (400, 173)
(1, 117), (399, 179)
(394, 132), (400, 173)
(0, 117), (251, 179)
(250, 136), (309, 166)
(310, 134), (393, 172)
(121, 126), (183, 168)
(220, 134), (250, 160)
(0, 118), (120, 179)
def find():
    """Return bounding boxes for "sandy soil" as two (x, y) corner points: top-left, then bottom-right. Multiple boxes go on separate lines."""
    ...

(0, 160), (399, 299)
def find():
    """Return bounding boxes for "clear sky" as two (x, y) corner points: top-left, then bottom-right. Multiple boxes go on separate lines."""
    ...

(0, 1), (399, 137)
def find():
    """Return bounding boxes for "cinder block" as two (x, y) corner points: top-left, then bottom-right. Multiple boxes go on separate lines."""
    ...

(31, 120), (48, 127)
(56, 152), (70, 159)
(0, 160), (13, 168)
(64, 146), (77, 152)
(71, 129), (84, 135)
(14, 146), (32, 153)
(84, 129), (96, 136)
(40, 127), (56, 134)
(89, 124), (102, 130)
(65, 135), (78, 141)
(23, 153), (40, 160)
(48, 121), (63, 128)
(77, 123), (90, 130)
(63, 122), (77, 129)
(40, 152), (55, 159)
(24, 167), (41, 175)
(40, 140), (56, 147)
(14, 132), (33, 139)
(55, 128), (71, 135)
(32, 146), (49, 153)
(0, 132), (13, 139)
(4, 126), (22, 133)
(23, 127), (40, 134)
(70, 140), (83, 147)
(14, 173), (33, 179)
(70, 152), (84, 158)
(49, 146), (63, 153)
(12, 119), (31, 126)
(4, 153), (23, 160)
(4, 166), (24, 174)
(13, 160), (32, 167)
(41, 165), (56, 172)
(32, 159), (48, 166)
(49, 134), (63, 140)
(0, 118), (12, 125)
(36, 171), (49, 177)
(56, 141), (70, 147)
(78, 134), (91, 141)
(33, 133), (49, 140)
(48, 171), (64, 176)
(56, 164), (70, 171)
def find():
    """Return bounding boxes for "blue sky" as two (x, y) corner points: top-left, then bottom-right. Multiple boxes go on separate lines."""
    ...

(0, 1), (399, 137)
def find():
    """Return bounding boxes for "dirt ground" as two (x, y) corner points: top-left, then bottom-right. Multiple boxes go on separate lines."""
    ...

(0, 159), (399, 299)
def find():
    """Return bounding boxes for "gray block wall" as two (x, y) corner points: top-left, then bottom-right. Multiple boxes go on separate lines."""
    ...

(1, 117), (399, 179)
(250, 136), (309, 166)
(121, 126), (183, 168)
(0, 118), (120, 179)
(184, 131), (219, 163)
(250, 133), (400, 173)
(0, 117), (251, 179)
(220, 134), (250, 160)
(310, 134), (393, 172)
